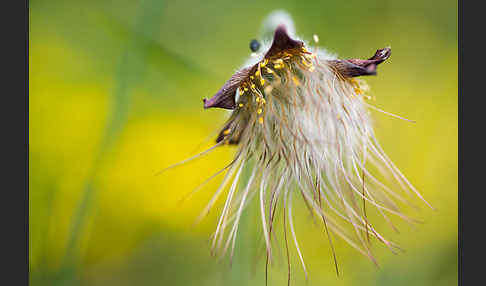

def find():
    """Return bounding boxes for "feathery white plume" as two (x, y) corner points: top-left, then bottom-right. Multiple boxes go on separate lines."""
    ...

(181, 10), (432, 279)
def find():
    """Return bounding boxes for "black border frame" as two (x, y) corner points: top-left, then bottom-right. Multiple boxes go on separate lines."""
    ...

(458, 1), (482, 285)
(7, 0), (470, 284)
(4, 0), (28, 284)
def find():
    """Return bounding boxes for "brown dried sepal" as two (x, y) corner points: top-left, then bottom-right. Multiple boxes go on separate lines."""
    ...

(329, 47), (391, 78)
(264, 24), (304, 58)
(203, 66), (255, 110)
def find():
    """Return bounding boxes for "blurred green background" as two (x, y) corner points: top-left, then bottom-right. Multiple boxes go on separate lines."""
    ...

(29, 0), (457, 285)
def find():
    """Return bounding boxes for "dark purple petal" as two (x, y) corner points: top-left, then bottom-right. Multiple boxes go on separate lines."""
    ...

(264, 24), (304, 58)
(329, 47), (391, 78)
(203, 66), (254, 110)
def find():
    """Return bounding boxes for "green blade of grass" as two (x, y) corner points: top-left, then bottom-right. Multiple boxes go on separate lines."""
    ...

(58, 0), (168, 283)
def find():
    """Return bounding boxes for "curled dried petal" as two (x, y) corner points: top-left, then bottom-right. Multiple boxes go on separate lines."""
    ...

(203, 66), (254, 110)
(264, 24), (304, 58)
(329, 47), (391, 78)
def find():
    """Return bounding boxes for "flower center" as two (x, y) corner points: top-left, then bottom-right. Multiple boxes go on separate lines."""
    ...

(236, 47), (316, 125)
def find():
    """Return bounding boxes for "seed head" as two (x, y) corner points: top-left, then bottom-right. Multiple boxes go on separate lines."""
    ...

(196, 11), (431, 279)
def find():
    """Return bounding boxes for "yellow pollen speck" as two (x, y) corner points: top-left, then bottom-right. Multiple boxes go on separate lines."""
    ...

(255, 70), (260, 77)
(292, 76), (300, 86)
(261, 98), (267, 104)
(273, 59), (283, 64)
(274, 64), (283, 69)
(260, 78), (265, 85)
(238, 103), (244, 107)
(266, 67), (274, 74)
(258, 117), (264, 124)
(261, 59), (268, 67)
(301, 57), (313, 68)
(239, 89), (244, 95)
(250, 75), (254, 80)
(257, 108), (262, 114)
(251, 83), (255, 89)
(223, 129), (231, 135)
(244, 87), (248, 91)
(256, 97), (260, 102)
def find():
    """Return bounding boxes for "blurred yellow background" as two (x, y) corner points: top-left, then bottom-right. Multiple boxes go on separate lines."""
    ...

(29, 0), (457, 285)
